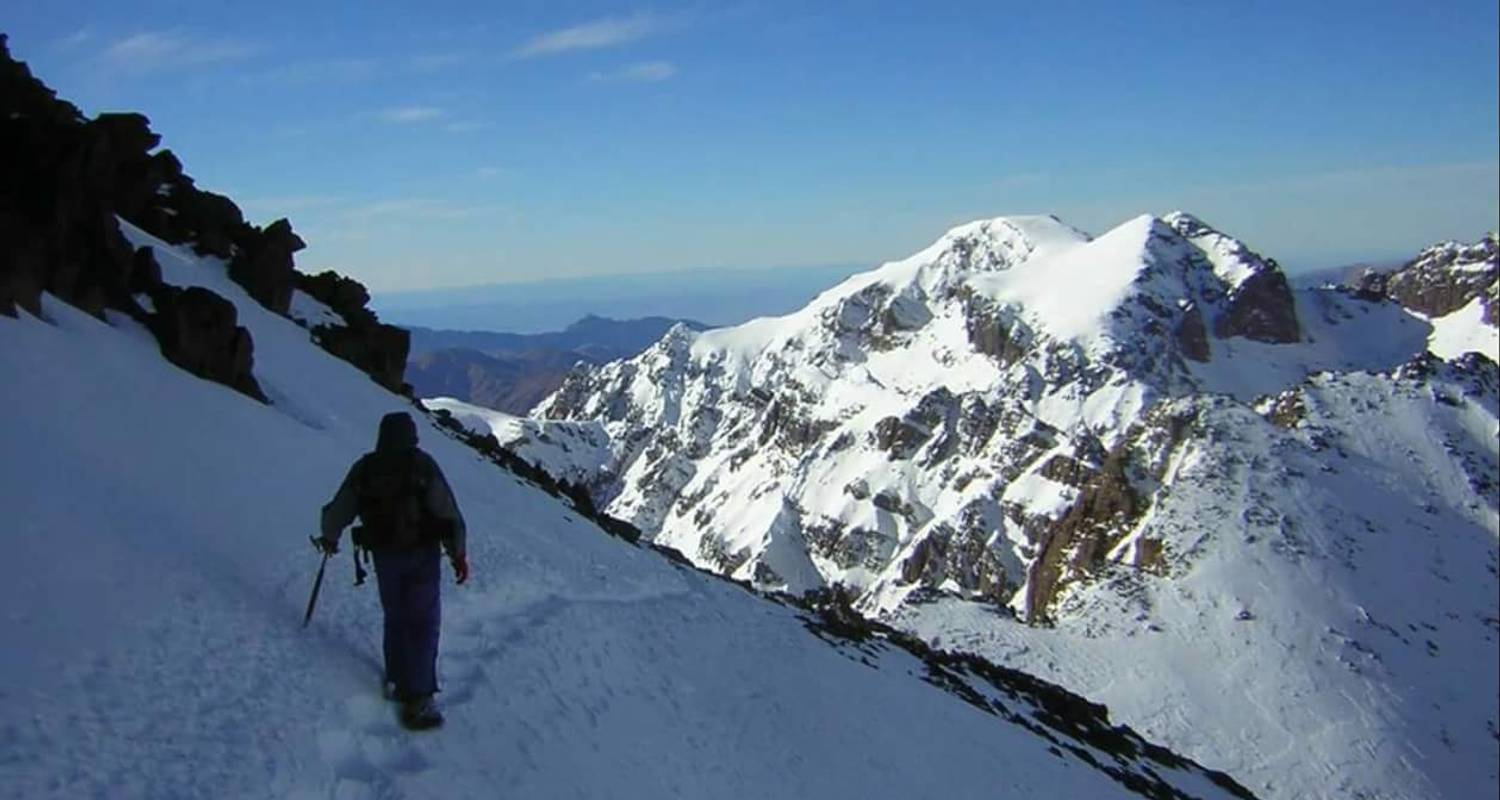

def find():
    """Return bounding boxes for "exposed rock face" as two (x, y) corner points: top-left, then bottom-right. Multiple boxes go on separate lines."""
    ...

(1165, 212), (1301, 344)
(1024, 446), (1139, 623)
(297, 270), (410, 394)
(1173, 305), (1210, 362)
(964, 296), (1032, 365)
(1, 36), (404, 400)
(147, 284), (266, 401)
(0, 35), (271, 401)
(1357, 233), (1499, 323)
(230, 218), (305, 316)
(311, 322), (410, 395)
(1213, 268), (1301, 343)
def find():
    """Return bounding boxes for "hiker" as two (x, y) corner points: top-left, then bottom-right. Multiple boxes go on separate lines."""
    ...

(316, 411), (469, 730)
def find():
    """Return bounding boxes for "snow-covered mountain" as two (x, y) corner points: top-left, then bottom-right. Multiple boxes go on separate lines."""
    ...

(2, 222), (1261, 799)
(1, 40), (1251, 799)
(481, 214), (1499, 798)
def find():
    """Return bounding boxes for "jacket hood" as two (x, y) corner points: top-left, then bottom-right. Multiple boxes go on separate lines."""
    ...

(375, 412), (419, 452)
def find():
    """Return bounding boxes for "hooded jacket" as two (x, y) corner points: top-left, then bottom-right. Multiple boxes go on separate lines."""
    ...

(320, 412), (467, 559)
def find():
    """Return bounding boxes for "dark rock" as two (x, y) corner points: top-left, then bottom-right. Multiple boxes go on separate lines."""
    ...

(756, 393), (835, 452)
(1038, 453), (1096, 488)
(1175, 305), (1210, 362)
(1360, 234), (1498, 324)
(228, 218), (304, 314)
(1025, 446), (1141, 623)
(312, 321), (410, 394)
(804, 521), (892, 571)
(898, 502), (1013, 604)
(296, 269), (414, 395)
(148, 286), (267, 402)
(167, 188), (246, 258)
(0, 213), (47, 317)
(92, 112), (160, 157)
(965, 296), (1031, 365)
(1264, 391), (1306, 429)
(298, 270), (374, 326)
(1214, 268), (1301, 344)
(129, 247), (162, 294)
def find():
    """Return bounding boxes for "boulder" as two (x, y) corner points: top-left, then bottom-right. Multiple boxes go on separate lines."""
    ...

(312, 321), (411, 394)
(229, 218), (304, 315)
(148, 285), (267, 402)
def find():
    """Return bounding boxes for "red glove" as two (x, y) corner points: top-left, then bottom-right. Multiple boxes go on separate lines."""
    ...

(451, 554), (470, 585)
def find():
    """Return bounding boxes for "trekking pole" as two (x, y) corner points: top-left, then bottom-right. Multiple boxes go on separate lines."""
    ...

(303, 538), (331, 628)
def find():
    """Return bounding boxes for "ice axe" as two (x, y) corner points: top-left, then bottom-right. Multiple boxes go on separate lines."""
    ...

(303, 537), (331, 628)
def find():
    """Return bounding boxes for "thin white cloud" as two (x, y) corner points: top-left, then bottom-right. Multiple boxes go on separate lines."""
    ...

(588, 61), (677, 83)
(54, 28), (91, 50)
(378, 106), (445, 124)
(99, 30), (257, 71)
(444, 121), (490, 133)
(512, 13), (660, 58)
(474, 166), (506, 179)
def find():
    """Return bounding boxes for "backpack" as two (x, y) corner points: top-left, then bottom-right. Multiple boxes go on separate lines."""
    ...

(354, 449), (434, 552)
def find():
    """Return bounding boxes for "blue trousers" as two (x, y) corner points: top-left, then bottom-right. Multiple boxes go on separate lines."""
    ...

(372, 545), (441, 698)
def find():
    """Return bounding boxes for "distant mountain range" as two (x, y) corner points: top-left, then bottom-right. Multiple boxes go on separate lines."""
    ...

(373, 264), (862, 334)
(405, 315), (708, 414)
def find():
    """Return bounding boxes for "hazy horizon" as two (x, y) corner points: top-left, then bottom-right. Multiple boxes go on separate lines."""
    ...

(372, 261), (864, 334)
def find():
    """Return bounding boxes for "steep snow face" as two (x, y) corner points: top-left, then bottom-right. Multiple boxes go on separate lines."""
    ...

(500, 213), (1498, 799)
(0, 224), (1246, 799)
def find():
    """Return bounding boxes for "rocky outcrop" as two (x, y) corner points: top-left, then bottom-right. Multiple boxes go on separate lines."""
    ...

(898, 502), (1012, 603)
(1356, 234), (1498, 323)
(230, 219), (305, 315)
(311, 322), (410, 395)
(964, 295), (1032, 365)
(1166, 212), (1302, 345)
(297, 270), (410, 394)
(1174, 305), (1209, 362)
(1024, 446), (1141, 623)
(0, 35), (270, 401)
(0, 36), (406, 400)
(146, 283), (267, 401)
(1214, 268), (1301, 343)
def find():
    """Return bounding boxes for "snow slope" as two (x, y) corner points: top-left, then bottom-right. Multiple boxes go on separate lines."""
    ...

(499, 213), (1498, 799)
(1427, 296), (1498, 358)
(0, 222), (1244, 798)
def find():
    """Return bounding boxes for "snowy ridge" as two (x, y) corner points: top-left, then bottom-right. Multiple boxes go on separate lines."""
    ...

(0, 223), (1250, 798)
(500, 213), (1499, 799)
(1356, 232), (1499, 359)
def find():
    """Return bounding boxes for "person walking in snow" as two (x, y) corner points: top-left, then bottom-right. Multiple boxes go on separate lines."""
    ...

(315, 411), (469, 730)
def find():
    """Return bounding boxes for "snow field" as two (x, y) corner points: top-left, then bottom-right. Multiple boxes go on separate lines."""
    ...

(0, 225), (1231, 798)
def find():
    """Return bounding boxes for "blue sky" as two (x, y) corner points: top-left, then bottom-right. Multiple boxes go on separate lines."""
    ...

(7, 2), (1498, 291)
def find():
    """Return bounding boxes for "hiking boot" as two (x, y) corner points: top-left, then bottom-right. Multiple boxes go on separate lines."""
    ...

(400, 694), (444, 731)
